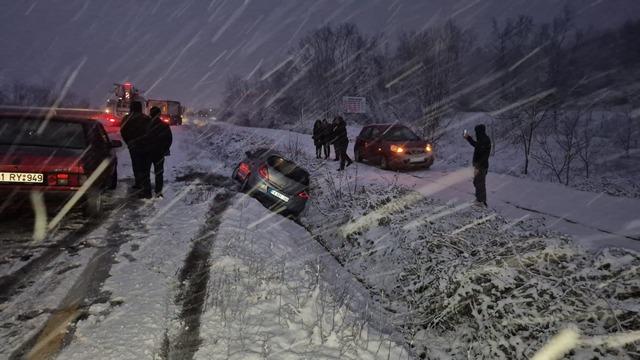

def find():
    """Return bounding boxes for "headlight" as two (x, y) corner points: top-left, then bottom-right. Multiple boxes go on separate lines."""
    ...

(425, 144), (432, 152)
(390, 145), (404, 153)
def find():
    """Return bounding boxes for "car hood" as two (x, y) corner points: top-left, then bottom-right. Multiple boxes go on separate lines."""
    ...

(0, 145), (86, 173)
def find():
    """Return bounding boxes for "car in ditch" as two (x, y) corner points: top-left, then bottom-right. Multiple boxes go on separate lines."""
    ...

(0, 113), (121, 217)
(231, 148), (310, 217)
(353, 123), (434, 170)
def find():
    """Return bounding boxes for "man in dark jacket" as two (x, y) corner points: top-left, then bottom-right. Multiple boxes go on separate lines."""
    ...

(321, 119), (331, 159)
(330, 117), (340, 161)
(464, 124), (491, 206)
(120, 101), (152, 198)
(312, 119), (323, 159)
(334, 116), (352, 171)
(145, 107), (173, 198)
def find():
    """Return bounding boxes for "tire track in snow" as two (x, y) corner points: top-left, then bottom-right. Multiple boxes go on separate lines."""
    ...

(160, 189), (234, 360)
(8, 198), (147, 360)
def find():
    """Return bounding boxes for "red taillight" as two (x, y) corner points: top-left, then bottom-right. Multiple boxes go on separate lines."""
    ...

(47, 173), (79, 186)
(237, 162), (250, 179)
(297, 191), (310, 200)
(258, 164), (269, 180)
(109, 117), (116, 123)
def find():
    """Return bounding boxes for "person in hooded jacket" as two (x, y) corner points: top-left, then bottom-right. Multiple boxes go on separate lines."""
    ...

(334, 116), (352, 171)
(330, 117), (340, 161)
(464, 124), (491, 206)
(312, 119), (323, 159)
(144, 107), (173, 198)
(120, 101), (151, 197)
(321, 119), (331, 159)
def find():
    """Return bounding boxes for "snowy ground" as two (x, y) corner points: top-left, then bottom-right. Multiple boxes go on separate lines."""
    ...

(0, 124), (409, 359)
(191, 121), (640, 358)
(1, 120), (638, 359)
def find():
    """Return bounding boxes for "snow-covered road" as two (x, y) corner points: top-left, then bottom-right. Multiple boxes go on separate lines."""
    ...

(217, 122), (640, 251)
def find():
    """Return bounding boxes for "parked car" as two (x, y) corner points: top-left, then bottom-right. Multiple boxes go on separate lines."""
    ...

(0, 113), (121, 217)
(353, 124), (434, 170)
(231, 149), (310, 217)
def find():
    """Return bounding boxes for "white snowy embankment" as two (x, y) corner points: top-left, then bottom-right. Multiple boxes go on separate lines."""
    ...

(194, 195), (409, 359)
(196, 122), (640, 359)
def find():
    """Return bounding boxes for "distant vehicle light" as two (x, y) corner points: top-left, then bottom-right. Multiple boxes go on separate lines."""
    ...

(426, 144), (432, 152)
(390, 145), (404, 153)
(109, 118), (116, 123)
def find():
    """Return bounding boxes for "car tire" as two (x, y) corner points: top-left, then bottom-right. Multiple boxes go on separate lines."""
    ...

(354, 147), (363, 162)
(84, 188), (102, 217)
(108, 167), (118, 190)
(380, 156), (391, 170)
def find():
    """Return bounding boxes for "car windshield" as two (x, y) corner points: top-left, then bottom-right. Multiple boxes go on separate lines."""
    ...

(0, 118), (87, 149)
(383, 126), (420, 141)
(267, 155), (309, 185)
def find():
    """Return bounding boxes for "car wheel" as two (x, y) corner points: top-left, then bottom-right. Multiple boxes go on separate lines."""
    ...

(354, 147), (363, 162)
(108, 167), (117, 190)
(380, 156), (390, 170)
(84, 188), (102, 217)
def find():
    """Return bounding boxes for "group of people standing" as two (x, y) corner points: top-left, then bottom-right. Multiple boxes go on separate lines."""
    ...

(312, 116), (353, 171)
(120, 101), (173, 199)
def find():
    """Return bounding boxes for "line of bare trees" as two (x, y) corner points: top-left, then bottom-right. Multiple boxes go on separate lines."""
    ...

(218, 9), (639, 185)
(0, 81), (90, 108)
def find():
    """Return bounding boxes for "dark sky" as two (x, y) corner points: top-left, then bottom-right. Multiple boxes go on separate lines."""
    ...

(1, 0), (639, 109)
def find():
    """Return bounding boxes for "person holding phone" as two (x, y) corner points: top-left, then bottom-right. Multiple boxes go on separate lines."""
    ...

(464, 124), (492, 207)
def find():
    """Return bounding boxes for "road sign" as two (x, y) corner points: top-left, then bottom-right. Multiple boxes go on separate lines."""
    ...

(343, 96), (367, 114)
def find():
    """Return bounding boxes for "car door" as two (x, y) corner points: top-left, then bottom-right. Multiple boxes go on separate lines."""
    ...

(355, 127), (371, 158)
(365, 127), (383, 160)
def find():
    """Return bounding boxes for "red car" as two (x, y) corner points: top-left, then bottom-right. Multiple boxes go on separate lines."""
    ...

(353, 124), (434, 170)
(0, 113), (121, 216)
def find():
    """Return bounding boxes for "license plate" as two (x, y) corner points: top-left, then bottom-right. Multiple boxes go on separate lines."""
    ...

(409, 156), (426, 163)
(268, 188), (289, 202)
(0, 172), (44, 183)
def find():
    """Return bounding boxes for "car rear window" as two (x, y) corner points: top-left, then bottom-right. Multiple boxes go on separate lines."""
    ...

(0, 118), (87, 149)
(267, 156), (309, 185)
(383, 126), (420, 141)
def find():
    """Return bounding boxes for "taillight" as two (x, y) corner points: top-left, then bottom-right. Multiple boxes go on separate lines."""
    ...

(47, 173), (80, 186)
(297, 191), (310, 200)
(109, 117), (116, 123)
(258, 164), (269, 180)
(237, 162), (251, 179)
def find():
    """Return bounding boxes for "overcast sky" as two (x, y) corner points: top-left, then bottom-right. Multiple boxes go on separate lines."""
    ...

(1, 0), (639, 109)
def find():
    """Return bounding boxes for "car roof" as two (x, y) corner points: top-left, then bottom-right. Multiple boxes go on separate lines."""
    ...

(0, 112), (99, 125)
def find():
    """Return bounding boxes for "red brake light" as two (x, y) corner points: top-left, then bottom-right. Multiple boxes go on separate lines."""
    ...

(258, 164), (269, 180)
(237, 162), (251, 179)
(47, 173), (79, 186)
(297, 191), (310, 200)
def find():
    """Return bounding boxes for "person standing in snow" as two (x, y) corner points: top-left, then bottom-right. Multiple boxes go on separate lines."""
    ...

(464, 124), (491, 206)
(312, 119), (323, 159)
(334, 116), (352, 171)
(120, 101), (152, 198)
(330, 117), (340, 161)
(321, 119), (331, 159)
(144, 107), (173, 198)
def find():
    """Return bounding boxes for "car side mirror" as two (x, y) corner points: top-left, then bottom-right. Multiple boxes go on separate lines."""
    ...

(110, 139), (123, 148)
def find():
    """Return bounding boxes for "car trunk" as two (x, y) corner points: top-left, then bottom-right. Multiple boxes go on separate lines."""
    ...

(0, 145), (85, 176)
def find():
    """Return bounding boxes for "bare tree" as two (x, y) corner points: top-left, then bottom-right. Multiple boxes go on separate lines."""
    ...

(577, 110), (596, 178)
(616, 107), (637, 158)
(533, 109), (583, 185)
